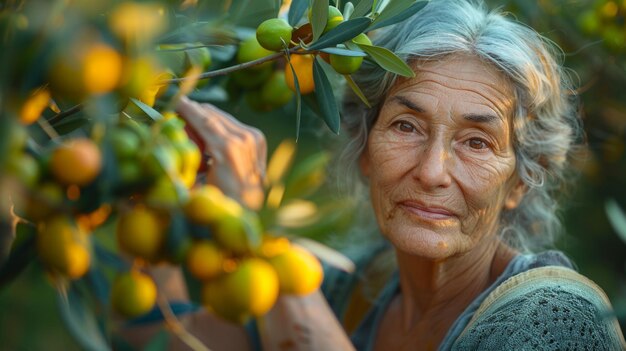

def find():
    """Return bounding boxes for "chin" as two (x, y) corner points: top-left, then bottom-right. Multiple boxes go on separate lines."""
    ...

(383, 227), (458, 260)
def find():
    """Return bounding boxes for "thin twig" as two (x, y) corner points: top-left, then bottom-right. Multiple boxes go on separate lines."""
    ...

(37, 117), (60, 140)
(156, 292), (212, 351)
(164, 45), (305, 84)
(48, 103), (83, 125)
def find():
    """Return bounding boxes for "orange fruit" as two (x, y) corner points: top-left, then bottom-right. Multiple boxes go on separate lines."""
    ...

(256, 18), (293, 51)
(284, 54), (315, 94)
(268, 245), (323, 295)
(186, 240), (224, 281)
(37, 216), (91, 279)
(19, 88), (50, 125)
(50, 138), (102, 186)
(111, 270), (157, 318)
(202, 258), (279, 323)
(116, 205), (165, 261)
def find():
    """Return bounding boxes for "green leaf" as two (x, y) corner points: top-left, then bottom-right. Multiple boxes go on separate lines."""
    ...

(352, 0), (374, 18)
(343, 1), (355, 19)
(286, 54), (302, 141)
(357, 43), (415, 77)
(308, 17), (372, 50)
(369, 0), (428, 31)
(57, 286), (111, 351)
(313, 56), (341, 134)
(319, 46), (367, 56)
(311, 0), (329, 41)
(344, 74), (371, 107)
(288, 0), (309, 26)
(129, 98), (164, 121)
(605, 199), (626, 245)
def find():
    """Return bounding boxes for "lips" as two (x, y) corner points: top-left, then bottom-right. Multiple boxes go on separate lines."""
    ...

(398, 200), (456, 220)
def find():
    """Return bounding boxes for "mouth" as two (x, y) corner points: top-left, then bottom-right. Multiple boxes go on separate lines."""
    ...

(398, 201), (456, 221)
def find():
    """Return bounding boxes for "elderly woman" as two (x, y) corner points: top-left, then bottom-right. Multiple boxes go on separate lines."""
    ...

(145, 0), (626, 350)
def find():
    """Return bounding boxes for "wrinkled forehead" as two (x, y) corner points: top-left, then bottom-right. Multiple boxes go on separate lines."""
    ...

(386, 53), (517, 120)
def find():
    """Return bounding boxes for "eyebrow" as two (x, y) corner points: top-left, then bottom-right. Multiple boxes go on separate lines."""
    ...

(392, 95), (501, 124)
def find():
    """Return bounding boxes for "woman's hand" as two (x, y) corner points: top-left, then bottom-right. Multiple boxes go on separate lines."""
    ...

(176, 96), (267, 210)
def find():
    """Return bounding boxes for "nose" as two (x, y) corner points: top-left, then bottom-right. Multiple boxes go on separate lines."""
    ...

(412, 138), (452, 189)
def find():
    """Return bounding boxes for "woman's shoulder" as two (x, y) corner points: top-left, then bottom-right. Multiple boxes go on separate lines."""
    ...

(452, 265), (626, 350)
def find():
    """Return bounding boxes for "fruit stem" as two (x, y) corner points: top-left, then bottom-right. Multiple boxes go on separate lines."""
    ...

(155, 291), (213, 351)
(164, 45), (305, 84)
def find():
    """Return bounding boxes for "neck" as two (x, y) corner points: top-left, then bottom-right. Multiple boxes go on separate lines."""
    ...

(394, 237), (515, 333)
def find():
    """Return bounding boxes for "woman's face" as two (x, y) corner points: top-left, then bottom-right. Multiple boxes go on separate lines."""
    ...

(361, 54), (525, 260)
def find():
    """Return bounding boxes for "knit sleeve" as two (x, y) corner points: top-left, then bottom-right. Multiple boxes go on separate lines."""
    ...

(452, 285), (625, 351)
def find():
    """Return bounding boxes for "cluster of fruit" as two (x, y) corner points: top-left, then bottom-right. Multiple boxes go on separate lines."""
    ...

(184, 185), (323, 323)
(578, 0), (626, 52)
(231, 5), (372, 112)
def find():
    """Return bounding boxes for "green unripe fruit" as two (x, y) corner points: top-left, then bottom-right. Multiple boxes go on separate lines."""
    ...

(260, 71), (294, 108)
(256, 18), (293, 51)
(352, 33), (372, 46)
(236, 36), (274, 70)
(329, 54), (363, 74)
(308, 6), (344, 33)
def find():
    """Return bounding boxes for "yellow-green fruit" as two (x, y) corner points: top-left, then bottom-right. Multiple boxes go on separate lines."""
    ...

(118, 159), (143, 183)
(144, 143), (182, 177)
(183, 185), (235, 225)
(329, 33), (371, 75)
(352, 33), (372, 46)
(256, 18), (293, 51)
(145, 177), (189, 208)
(329, 54), (363, 74)
(260, 71), (294, 108)
(236, 36), (274, 70)
(160, 117), (188, 143)
(110, 127), (141, 159)
(202, 258), (279, 323)
(308, 6), (343, 33)
(213, 209), (263, 255)
(268, 245), (323, 295)
(186, 240), (224, 281)
(37, 216), (91, 279)
(15, 182), (64, 222)
(111, 271), (157, 318)
(116, 206), (165, 261)
(6, 153), (40, 188)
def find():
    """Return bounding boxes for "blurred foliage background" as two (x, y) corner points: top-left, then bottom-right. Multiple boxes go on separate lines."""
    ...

(1, 0), (625, 349)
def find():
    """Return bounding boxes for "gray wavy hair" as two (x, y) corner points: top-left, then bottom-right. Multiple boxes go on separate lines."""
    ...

(336, 0), (582, 253)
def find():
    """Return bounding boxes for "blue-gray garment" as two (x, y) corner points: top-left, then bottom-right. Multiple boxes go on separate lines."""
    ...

(320, 248), (624, 351)
(246, 248), (624, 350)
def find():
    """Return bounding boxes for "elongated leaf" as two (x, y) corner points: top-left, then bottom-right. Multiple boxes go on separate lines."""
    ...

(286, 55), (302, 140)
(343, 1), (355, 19)
(369, 0), (428, 30)
(605, 199), (626, 245)
(129, 98), (164, 121)
(288, 0), (309, 26)
(352, 0), (374, 18)
(308, 17), (372, 50)
(57, 287), (110, 351)
(344, 74), (371, 107)
(311, 0), (329, 41)
(313, 57), (340, 134)
(357, 43), (415, 77)
(319, 46), (367, 56)
(292, 237), (355, 273)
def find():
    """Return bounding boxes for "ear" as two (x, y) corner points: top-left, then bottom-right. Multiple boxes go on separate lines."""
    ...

(504, 179), (526, 210)
(359, 146), (371, 177)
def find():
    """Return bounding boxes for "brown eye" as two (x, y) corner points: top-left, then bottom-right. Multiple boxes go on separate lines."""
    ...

(468, 138), (488, 149)
(395, 121), (416, 133)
